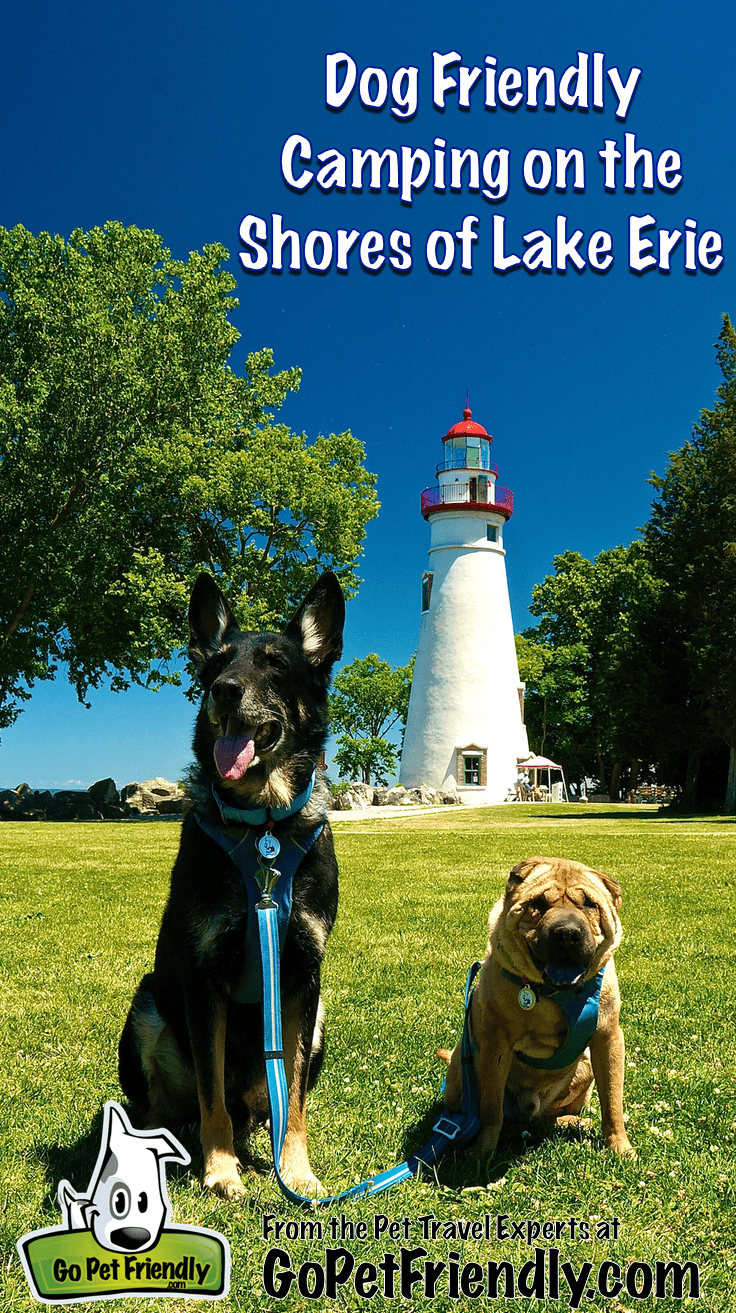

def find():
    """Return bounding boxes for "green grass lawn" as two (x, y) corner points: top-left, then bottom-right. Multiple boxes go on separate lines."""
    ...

(1, 806), (734, 1311)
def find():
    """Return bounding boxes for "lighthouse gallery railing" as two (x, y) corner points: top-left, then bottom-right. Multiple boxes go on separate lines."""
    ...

(421, 483), (513, 519)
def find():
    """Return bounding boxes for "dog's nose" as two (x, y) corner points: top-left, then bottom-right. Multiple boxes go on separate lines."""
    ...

(547, 918), (585, 954)
(211, 678), (241, 707)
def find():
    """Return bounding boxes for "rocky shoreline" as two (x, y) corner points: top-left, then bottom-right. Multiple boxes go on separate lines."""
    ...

(330, 781), (462, 810)
(0, 778), (187, 822)
(0, 776), (461, 821)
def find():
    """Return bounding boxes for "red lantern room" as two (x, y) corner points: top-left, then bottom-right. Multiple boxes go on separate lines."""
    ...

(421, 406), (513, 521)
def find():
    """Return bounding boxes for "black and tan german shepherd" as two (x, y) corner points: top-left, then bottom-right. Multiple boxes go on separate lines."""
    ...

(118, 571), (345, 1198)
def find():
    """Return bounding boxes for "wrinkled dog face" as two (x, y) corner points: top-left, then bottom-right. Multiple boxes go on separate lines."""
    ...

(503, 856), (623, 988)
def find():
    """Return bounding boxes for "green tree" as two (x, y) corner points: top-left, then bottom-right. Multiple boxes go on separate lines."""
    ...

(0, 222), (379, 731)
(525, 543), (655, 795)
(515, 633), (590, 779)
(329, 653), (414, 784)
(642, 314), (736, 809)
(333, 736), (399, 787)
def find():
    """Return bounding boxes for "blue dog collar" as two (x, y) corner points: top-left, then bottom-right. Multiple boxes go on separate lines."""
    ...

(211, 769), (316, 826)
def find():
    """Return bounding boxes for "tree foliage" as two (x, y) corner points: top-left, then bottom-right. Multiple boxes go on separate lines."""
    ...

(333, 736), (399, 787)
(520, 316), (736, 808)
(522, 544), (654, 792)
(641, 313), (736, 806)
(0, 222), (379, 730)
(329, 653), (414, 784)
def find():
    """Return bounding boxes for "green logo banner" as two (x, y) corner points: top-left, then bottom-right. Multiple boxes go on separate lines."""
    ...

(19, 1225), (229, 1303)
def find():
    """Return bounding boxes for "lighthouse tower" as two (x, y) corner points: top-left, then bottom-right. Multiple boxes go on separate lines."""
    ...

(399, 406), (529, 803)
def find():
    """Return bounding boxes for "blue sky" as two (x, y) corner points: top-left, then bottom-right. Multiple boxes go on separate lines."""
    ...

(1, 0), (734, 789)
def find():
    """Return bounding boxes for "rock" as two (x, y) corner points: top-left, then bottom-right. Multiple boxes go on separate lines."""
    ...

(118, 785), (159, 813)
(102, 804), (129, 820)
(385, 786), (409, 805)
(409, 784), (443, 806)
(0, 788), (45, 820)
(47, 791), (92, 819)
(72, 803), (103, 820)
(89, 777), (119, 805)
(156, 796), (186, 815)
(0, 789), (29, 817)
(119, 778), (185, 815)
(372, 786), (389, 806)
(344, 786), (373, 810)
(144, 777), (180, 797)
(351, 783), (375, 805)
(15, 783), (34, 798)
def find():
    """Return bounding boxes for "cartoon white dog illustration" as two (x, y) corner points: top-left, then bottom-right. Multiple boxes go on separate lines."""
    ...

(57, 1102), (189, 1253)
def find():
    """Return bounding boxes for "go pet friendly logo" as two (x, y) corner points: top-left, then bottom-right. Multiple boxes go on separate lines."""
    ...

(17, 1102), (230, 1303)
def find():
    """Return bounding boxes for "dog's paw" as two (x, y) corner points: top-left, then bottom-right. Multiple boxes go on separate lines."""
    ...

(606, 1132), (636, 1159)
(280, 1167), (324, 1200)
(203, 1151), (246, 1199)
(469, 1125), (502, 1158)
(555, 1114), (593, 1130)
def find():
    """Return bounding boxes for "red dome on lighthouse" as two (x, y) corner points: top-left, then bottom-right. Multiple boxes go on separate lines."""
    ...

(442, 407), (492, 443)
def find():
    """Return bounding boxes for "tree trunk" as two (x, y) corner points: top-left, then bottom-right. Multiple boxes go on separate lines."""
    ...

(629, 760), (640, 793)
(682, 747), (702, 811)
(725, 746), (736, 813)
(609, 761), (622, 801)
(595, 733), (607, 792)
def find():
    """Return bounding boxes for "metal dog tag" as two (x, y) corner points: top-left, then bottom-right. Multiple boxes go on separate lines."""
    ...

(257, 832), (281, 861)
(518, 985), (537, 1011)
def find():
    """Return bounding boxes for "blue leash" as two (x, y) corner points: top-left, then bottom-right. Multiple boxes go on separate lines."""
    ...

(256, 892), (481, 1206)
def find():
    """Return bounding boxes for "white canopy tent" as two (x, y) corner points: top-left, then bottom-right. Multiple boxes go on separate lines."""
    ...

(516, 754), (570, 802)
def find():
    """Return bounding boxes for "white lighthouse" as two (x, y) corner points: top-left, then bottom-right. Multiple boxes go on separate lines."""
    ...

(399, 406), (529, 804)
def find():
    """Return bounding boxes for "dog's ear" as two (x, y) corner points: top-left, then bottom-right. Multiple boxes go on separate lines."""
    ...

(188, 573), (238, 668)
(284, 572), (345, 675)
(590, 868), (623, 910)
(506, 857), (551, 888)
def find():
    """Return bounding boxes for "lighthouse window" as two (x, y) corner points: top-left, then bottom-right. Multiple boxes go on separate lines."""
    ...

(457, 745), (488, 786)
(421, 572), (433, 612)
(487, 524), (499, 542)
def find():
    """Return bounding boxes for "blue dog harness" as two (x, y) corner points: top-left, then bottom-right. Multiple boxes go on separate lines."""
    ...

(195, 775), (322, 1005)
(500, 966), (605, 1070)
(196, 776), (482, 1204)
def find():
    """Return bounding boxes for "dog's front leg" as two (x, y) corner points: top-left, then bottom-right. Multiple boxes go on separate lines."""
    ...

(589, 1024), (636, 1158)
(471, 1016), (514, 1158)
(279, 988), (323, 1198)
(187, 983), (244, 1197)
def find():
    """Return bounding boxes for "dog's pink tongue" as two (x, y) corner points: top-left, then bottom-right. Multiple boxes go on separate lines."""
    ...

(214, 735), (256, 780)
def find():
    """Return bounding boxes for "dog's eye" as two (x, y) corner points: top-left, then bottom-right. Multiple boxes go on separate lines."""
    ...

(265, 652), (288, 675)
(529, 897), (547, 914)
(110, 1184), (131, 1218)
(137, 1191), (148, 1212)
(206, 652), (231, 680)
(583, 894), (598, 910)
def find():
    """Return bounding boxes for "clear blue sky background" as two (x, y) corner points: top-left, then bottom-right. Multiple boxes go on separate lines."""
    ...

(1, 0), (734, 789)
